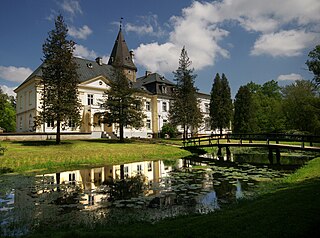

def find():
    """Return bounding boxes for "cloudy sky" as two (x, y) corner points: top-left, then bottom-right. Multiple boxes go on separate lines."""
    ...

(0, 0), (319, 97)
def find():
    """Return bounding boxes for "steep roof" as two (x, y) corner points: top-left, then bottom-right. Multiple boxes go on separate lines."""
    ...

(136, 72), (175, 87)
(107, 28), (137, 71)
(15, 57), (114, 92)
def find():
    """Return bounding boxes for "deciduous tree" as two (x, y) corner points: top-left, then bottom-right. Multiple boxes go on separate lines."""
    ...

(0, 87), (16, 132)
(306, 45), (320, 87)
(282, 80), (320, 134)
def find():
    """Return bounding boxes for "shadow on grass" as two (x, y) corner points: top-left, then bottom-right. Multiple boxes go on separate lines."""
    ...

(79, 139), (134, 144)
(183, 147), (207, 155)
(0, 167), (14, 175)
(11, 141), (73, 146)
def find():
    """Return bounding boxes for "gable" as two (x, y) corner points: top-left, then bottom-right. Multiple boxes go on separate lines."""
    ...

(79, 76), (110, 90)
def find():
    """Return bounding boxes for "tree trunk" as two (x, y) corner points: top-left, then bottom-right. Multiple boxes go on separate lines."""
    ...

(120, 164), (124, 180)
(56, 119), (61, 144)
(119, 123), (124, 143)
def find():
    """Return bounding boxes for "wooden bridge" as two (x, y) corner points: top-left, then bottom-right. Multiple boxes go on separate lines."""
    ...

(183, 133), (320, 164)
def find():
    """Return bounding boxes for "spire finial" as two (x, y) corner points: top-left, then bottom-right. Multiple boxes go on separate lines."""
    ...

(120, 17), (124, 30)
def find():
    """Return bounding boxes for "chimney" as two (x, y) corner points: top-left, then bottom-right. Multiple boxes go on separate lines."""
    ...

(95, 57), (103, 66)
(129, 50), (134, 62)
(145, 71), (152, 77)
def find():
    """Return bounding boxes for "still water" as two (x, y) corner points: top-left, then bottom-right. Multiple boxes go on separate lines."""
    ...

(0, 155), (303, 236)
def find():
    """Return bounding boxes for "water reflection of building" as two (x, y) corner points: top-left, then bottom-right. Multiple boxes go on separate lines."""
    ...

(34, 160), (175, 209)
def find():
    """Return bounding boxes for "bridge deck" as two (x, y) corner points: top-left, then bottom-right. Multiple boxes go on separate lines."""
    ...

(183, 133), (320, 152)
(185, 142), (320, 152)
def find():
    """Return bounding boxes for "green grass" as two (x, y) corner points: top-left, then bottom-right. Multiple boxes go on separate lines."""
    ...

(26, 157), (320, 238)
(0, 139), (190, 174)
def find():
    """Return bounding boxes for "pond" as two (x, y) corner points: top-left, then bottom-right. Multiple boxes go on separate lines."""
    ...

(0, 154), (309, 237)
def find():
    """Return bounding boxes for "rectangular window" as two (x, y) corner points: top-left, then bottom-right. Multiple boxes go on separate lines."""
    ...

(137, 164), (142, 175)
(205, 103), (210, 113)
(68, 120), (75, 128)
(124, 166), (129, 178)
(148, 162), (152, 172)
(87, 94), (94, 105)
(205, 118), (211, 131)
(47, 119), (54, 128)
(29, 91), (32, 106)
(20, 96), (22, 109)
(146, 119), (151, 129)
(162, 102), (167, 112)
(146, 101), (151, 111)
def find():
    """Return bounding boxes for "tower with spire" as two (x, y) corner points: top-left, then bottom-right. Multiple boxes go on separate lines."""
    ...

(108, 19), (137, 82)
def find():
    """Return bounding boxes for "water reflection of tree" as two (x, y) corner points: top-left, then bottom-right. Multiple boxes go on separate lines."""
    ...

(105, 175), (146, 201)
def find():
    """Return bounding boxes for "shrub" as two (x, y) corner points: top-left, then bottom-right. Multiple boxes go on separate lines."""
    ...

(160, 123), (179, 138)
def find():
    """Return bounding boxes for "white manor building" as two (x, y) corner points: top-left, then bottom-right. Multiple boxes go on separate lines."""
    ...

(14, 28), (212, 138)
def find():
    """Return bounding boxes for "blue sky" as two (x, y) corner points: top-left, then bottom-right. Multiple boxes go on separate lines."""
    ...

(1, 0), (319, 97)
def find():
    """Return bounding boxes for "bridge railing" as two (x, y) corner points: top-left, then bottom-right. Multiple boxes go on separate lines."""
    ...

(183, 133), (320, 148)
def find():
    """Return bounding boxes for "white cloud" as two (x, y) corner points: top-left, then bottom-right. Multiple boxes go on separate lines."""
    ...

(101, 55), (110, 64)
(125, 23), (154, 35)
(0, 66), (32, 83)
(73, 45), (109, 64)
(277, 73), (303, 81)
(0, 85), (16, 96)
(134, 42), (180, 74)
(134, 0), (320, 72)
(134, 2), (230, 73)
(68, 25), (92, 40)
(125, 14), (166, 37)
(74, 44), (97, 59)
(61, 0), (82, 16)
(251, 30), (319, 57)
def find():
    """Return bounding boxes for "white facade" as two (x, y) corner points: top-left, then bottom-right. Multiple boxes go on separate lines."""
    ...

(14, 28), (221, 138)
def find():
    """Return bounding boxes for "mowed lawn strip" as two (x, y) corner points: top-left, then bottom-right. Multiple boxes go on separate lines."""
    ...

(0, 140), (190, 174)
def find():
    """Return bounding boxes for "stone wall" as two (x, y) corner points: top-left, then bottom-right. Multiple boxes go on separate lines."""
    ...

(0, 132), (92, 141)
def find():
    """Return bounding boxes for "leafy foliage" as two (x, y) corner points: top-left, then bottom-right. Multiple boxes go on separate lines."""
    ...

(160, 123), (179, 138)
(102, 65), (145, 142)
(210, 73), (233, 133)
(38, 15), (81, 144)
(282, 80), (320, 134)
(306, 44), (320, 86)
(169, 47), (202, 139)
(0, 87), (16, 132)
(246, 80), (285, 133)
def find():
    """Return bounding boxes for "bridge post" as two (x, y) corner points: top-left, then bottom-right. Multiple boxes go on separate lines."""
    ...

(276, 148), (281, 165)
(268, 148), (273, 165)
(226, 146), (231, 161)
(217, 146), (223, 160)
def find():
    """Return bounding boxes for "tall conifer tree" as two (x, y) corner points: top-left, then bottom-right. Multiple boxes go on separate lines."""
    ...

(210, 73), (233, 134)
(40, 15), (81, 144)
(169, 47), (202, 139)
(102, 65), (145, 142)
(233, 85), (255, 133)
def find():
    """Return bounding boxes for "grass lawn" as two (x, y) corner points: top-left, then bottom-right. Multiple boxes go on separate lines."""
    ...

(1, 139), (320, 237)
(26, 157), (320, 238)
(0, 139), (190, 174)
